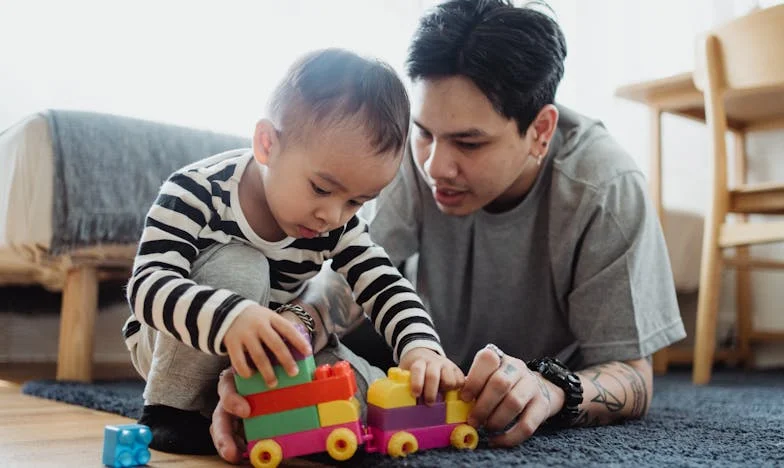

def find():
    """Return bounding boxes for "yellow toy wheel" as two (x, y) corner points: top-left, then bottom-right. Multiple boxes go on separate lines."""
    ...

(387, 431), (418, 457)
(325, 427), (358, 461)
(450, 424), (479, 450)
(249, 439), (283, 468)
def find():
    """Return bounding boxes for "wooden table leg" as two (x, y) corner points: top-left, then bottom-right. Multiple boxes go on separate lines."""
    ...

(649, 108), (670, 375)
(56, 266), (99, 382)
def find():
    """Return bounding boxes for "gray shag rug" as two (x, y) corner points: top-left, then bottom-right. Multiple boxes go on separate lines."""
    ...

(22, 369), (784, 467)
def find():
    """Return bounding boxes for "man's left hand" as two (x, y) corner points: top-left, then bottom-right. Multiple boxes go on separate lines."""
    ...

(459, 345), (565, 447)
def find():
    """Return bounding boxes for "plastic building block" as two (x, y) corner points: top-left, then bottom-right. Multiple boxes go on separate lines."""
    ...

(247, 421), (365, 466)
(366, 401), (446, 431)
(244, 404), (321, 440)
(367, 423), (476, 456)
(367, 367), (416, 409)
(235, 355), (316, 396)
(317, 397), (361, 427)
(245, 361), (357, 417)
(102, 423), (152, 467)
(445, 389), (474, 423)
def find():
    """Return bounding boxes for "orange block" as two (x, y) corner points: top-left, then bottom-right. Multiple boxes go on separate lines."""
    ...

(246, 361), (358, 417)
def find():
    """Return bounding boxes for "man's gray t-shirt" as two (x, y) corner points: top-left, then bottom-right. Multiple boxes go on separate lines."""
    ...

(367, 105), (686, 370)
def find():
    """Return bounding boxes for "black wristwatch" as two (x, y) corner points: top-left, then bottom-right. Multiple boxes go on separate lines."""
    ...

(526, 357), (583, 425)
(275, 304), (316, 340)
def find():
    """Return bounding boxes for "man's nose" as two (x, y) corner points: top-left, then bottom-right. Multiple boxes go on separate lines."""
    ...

(425, 142), (457, 180)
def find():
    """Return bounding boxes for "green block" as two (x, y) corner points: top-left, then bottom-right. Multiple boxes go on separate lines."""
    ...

(235, 355), (316, 395)
(243, 405), (320, 440)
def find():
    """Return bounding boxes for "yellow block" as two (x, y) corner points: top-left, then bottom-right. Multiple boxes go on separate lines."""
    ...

(445, 390), (474, 424)
(317, 398), (360, 427)
(367, 367), (416, 409)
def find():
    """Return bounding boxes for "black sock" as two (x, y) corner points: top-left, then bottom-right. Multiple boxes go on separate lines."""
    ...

(138, 404), (217, 455)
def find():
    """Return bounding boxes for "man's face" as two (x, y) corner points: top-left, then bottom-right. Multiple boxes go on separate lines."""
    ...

(410, 76), (537, 216)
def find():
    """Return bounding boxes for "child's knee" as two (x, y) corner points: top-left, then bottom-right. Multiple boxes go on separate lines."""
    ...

(190, 242), (271, 305)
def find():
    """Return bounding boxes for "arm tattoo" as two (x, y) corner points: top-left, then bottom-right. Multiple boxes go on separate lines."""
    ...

(570, 361), (650, 427)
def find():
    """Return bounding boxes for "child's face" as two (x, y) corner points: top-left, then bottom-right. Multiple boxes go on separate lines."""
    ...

(254, 120), (401, 239)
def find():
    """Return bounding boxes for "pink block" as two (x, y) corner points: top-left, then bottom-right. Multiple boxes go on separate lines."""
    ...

(366, 402), (446, 431)
(368, 423), (460, 454)
(247, 421), (365, 460)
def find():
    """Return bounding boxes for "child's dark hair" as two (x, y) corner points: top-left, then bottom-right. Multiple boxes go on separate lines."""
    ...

(406, 0), (567, 134)
(268, 48), (410, 156)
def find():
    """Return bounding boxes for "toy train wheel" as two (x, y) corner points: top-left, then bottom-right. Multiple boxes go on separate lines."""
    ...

(325, 427), (358, 461)
(450, 424), (479, 450)
(249, 439), (283, 468)
(387, 431), (418, 457)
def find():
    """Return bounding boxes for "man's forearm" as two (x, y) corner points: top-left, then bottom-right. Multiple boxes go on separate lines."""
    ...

(571, 358), (652, 427)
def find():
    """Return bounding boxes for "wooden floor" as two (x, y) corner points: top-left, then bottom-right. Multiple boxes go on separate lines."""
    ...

(0, 363), (229, 467)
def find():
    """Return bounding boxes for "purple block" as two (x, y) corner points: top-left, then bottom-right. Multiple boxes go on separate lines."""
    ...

(366, 402), (446, 431)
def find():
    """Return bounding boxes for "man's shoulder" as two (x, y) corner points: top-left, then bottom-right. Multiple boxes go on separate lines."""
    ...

(551, 106), (643, 201)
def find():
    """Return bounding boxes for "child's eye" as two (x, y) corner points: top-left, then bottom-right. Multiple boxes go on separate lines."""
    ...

(311, 182), (330, 196)
(348, 200), (363, 207)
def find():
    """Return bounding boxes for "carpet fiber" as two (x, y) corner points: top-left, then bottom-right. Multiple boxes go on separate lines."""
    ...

(22, 369), (784, 467)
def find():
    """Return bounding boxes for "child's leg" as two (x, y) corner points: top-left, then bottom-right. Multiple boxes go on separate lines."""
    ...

(135, 241), (271, 454)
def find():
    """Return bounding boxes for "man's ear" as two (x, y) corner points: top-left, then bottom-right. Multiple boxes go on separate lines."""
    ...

(252, 119), (279, 165)
(527, 104), (559, 149)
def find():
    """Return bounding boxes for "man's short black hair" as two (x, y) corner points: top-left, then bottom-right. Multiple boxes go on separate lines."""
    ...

(406, 0), (567, 134)
(268, 48), (410, 156)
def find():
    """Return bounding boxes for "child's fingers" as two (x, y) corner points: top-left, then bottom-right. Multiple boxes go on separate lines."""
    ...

(423, 362), (441, 404)
(407, 360), (426, 398)
(261, 325), (300, 377)
(275, 317), (313, 356)
(227, 343), (252, 379)
(440, 365), (458, 390)
(454, 366), (466, 388)
(244, 339), (276, 387)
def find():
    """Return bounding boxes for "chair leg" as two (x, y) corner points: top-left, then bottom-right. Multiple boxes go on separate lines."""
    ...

(693, 233), (724, 385)
(735, 246), (754, 367)
(652, 348), (669, 375)
(56, 266), (99, 382)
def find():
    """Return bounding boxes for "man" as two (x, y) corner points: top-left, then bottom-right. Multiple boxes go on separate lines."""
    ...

(211, 0), (685, 461)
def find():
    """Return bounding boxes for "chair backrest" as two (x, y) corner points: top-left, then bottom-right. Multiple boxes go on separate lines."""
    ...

(693, 4), (784, 93)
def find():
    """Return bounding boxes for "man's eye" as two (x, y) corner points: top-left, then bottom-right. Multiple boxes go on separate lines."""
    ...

(456, 141), (483, 150)
(311, 182), (330, 196)
(417, 128), (432, 139)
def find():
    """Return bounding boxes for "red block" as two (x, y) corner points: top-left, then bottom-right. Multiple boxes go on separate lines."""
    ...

(246, 361), (358, 417)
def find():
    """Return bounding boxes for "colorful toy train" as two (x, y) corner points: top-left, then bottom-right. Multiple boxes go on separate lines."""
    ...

(235, 352), (479, 467)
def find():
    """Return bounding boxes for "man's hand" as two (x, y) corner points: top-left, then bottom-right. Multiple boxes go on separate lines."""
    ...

(210, 367), (250, 463)
(398, 347), (465, 404)
(223, 304), (312, 387)
(459, 345), (565, 447)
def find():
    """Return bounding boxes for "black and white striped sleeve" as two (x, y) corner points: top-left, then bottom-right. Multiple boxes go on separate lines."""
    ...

(126, 171), (256, 354)
(329, 216), (443, 362)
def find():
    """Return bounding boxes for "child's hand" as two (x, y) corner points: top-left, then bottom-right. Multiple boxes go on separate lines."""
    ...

(224, 304), (312, 387)
(399, 347), (465, 404)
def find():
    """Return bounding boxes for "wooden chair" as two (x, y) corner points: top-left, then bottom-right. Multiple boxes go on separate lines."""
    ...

(692, 4), (784, 384)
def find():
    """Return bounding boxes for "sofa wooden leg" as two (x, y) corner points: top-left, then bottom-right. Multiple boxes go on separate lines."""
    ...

(56, 266), (99, 382)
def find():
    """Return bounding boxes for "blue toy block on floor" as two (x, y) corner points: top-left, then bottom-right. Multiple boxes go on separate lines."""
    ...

(102, 423), (152, 467)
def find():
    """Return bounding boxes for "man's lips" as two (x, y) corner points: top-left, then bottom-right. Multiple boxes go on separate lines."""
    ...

(434, 187), (468, 206)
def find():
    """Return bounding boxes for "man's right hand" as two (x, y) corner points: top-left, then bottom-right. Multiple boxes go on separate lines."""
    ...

(210, 367), (250, 463)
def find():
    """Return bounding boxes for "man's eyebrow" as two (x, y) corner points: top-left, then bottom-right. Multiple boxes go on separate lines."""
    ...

(315, 172), (379, 200)
(413, 119), (490, 139)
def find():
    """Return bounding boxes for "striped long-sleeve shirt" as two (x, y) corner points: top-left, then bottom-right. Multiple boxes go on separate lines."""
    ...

(123, 150), (442, 362)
